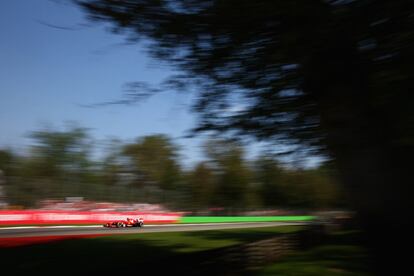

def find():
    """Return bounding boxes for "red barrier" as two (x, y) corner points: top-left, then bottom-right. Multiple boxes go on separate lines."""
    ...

(0, 210), (182, 225)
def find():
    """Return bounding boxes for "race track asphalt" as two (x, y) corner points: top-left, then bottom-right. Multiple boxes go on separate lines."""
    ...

(0, 222), (305, 238)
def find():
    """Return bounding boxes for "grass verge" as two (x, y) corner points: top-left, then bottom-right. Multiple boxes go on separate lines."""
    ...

(180, 215), (315, 223)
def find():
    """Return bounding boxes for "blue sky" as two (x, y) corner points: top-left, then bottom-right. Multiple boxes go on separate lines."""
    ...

(0, 0), (322, 168)
(0, 0), (209, 166)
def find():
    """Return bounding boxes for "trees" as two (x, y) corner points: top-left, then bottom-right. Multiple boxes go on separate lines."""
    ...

(203, 139), (250, 212)
(78, 1), (414, 273)
(6, 126), (95, 205)
(254, 156), (286, 208)
(1, 130), (341, 211)
(0, 149), (13, 182)
(29, 125), (92, 178)
(183, 139), (341, 213)
(122, 135), (182, 203)
(253, 155), (340, 210)
(30, 125), (93, 195)
(1, 127), (89, 206)
(187, 162), (215, 212)
(2, 131), (183, 206)
(0, 149), (14, 207)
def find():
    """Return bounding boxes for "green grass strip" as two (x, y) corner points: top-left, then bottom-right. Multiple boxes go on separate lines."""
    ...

(180, 216), (315, 224)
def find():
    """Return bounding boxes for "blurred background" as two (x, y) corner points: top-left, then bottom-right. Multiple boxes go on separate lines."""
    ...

(1, 0), (413, 275)
(0, 127), (342, 213)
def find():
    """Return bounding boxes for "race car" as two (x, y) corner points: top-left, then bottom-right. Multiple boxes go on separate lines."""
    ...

(103, 217), (144, 228)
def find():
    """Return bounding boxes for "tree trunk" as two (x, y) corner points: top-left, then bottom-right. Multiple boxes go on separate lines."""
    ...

(332, 145), (412, 275)
(307, 38), (414, 274)
(317, 83), (413, 275)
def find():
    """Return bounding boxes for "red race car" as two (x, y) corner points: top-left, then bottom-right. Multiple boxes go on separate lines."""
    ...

(103, 217), (144, 228)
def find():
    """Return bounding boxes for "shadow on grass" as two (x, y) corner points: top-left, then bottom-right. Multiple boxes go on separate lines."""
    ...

(0, 239), (157, 273)
(259, 245), (372, 276)
(257, 230), (373, 276)
(0, 227), (300, 275)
